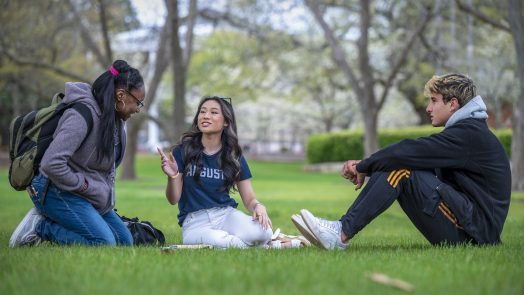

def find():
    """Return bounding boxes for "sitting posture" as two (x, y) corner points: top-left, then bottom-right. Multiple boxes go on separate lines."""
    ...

(159, 96), (307, 249)
(293, 73), (511, 249)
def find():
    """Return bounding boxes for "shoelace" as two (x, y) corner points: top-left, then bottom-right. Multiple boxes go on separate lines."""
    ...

(317, 218), (340, 233)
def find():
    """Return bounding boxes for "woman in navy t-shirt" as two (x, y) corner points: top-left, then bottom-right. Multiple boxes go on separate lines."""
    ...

(158, 96), (274, 248)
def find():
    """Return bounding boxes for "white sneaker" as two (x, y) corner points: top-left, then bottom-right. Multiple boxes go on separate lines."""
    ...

(299, 209), (348, 250)
(291, 214), (322, 248)
(9, 208), (44, 248)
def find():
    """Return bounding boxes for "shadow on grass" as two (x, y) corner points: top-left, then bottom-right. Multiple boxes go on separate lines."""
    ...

(348, 240), (511, 253)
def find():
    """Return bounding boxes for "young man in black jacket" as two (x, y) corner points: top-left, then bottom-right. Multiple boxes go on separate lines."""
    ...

(293, 73), (511, 249)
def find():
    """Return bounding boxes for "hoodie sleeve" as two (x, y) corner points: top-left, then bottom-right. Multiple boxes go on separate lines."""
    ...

(356, 124), (470, 173)
(40, 108), (90, 192)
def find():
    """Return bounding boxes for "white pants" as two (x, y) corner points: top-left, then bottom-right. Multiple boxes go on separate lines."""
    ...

(182, 207), (273, 249)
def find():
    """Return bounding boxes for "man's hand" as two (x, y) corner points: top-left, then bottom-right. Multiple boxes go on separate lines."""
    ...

(341, 160), (366, 190)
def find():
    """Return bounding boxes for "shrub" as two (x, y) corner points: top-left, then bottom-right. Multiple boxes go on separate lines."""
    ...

(306, 131), (364, 163)
(492, 129), (512, 157)
(306, 126), (512, 163)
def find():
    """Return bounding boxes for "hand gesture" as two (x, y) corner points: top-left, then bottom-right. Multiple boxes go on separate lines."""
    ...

(252, 203), (272, 230)
(157, 147), (179, 178)
(341, 160), (366, 190)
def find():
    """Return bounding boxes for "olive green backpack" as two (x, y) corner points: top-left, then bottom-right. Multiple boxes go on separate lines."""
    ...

(8, 93), (93, 191)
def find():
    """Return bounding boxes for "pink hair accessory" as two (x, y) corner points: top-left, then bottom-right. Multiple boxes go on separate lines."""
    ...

(108, 65), (119, 76)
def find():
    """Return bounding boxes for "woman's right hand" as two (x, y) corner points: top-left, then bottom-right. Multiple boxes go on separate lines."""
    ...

(157, 147), (179, 178)
(252, 203), (272, 230)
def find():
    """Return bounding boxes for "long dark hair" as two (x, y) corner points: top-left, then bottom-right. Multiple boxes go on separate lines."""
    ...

(179, 96), (242, 193)
(91, 60), (143, 161)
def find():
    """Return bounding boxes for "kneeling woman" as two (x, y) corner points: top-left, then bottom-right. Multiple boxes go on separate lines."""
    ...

(158, 96), (274, 248)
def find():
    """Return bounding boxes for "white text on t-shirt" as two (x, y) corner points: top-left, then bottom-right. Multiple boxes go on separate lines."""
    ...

(186, 165), (224, 180)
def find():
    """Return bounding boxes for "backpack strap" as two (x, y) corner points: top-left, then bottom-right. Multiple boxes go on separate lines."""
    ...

(70, 103), (93, 133)
(52, 93), (65, 104)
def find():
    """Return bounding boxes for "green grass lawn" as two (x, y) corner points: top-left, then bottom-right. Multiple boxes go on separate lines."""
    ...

(1, 154), (523, 295)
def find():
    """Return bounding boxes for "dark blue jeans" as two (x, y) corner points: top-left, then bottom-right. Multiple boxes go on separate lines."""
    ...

(340, 170), (474, 245)
(30, 175), (133, 246)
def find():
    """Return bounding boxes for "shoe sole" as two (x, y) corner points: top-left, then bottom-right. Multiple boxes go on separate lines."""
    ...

(299, 209), (331, 250)
(9, 207), (39, 248)
(291, 214), (322, 248)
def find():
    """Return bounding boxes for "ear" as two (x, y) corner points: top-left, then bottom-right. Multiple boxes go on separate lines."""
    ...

(224, 123), (228, 127)
(115, 89), (125, 100)
(449, 97), (460, 112)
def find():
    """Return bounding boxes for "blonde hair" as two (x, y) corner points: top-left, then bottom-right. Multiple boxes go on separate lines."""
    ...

(424, 73), (476, 107)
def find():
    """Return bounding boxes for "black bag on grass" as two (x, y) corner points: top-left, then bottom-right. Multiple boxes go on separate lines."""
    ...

(120, 215), (166, 246)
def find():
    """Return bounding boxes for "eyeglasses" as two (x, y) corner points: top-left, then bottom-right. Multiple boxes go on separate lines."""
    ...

(122, 89), (144, 110)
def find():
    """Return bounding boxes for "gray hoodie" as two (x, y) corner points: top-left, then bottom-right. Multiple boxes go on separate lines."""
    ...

(445, 95), (488, 128)
(40, 82), (126, 214)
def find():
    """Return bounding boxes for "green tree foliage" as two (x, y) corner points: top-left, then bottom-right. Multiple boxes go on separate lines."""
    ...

(0, 0), (140, 146)
(188, 30), (275, 102)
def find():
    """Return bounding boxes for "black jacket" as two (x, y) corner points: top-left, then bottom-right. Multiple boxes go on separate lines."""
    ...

(357, 118), (511, 244)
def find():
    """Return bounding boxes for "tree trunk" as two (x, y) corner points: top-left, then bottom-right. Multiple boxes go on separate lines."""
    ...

(466, 0), (474, 72)
(362, 100), (379, 157)
(120, 117), (142, 179)
(512, 94), (524, 191)
(167, 0), (187, 142)
(508, 0), (524, 191)
(358, 0), (379, 156)
(12, 81), (20, 116)
(323, 117), (333, 133)
(98, 0), (113, 64)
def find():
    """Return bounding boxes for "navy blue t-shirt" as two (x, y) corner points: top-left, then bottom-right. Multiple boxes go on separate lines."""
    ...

(172, 144), (252, 226)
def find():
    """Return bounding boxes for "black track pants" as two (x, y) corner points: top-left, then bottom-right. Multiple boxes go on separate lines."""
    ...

(340, 170), (474, 245)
